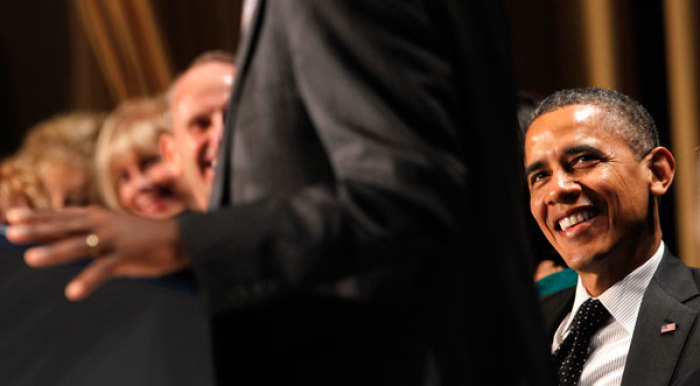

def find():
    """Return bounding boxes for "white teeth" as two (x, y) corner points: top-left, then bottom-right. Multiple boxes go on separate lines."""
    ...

(559, 210), (595, 231)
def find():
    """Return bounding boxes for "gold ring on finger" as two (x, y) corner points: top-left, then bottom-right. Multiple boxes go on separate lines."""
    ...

(85, 233), (100, 256)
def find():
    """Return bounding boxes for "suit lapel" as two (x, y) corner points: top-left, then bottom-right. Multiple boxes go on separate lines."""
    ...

(209, 0), (266, 209)
(621, 252), (700, 386)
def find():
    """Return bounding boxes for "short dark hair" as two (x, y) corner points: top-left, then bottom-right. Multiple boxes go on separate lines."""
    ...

(529, 87), (660, 158)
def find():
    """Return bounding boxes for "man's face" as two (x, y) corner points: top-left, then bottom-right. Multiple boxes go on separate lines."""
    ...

(524, 105), (655, 273)
(163, 61), (234, 210)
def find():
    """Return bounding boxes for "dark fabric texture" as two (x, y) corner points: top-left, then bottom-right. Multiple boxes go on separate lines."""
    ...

(179, 0), (554, 385)
(0, 247), (215, 386)
(541, 250), (700, 386)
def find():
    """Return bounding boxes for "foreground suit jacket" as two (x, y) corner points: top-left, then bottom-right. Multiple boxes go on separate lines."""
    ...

(180, 0), (553, 385)
(541, 251), (700, 386)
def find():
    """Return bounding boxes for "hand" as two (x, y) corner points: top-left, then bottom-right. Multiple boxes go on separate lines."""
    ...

(0, 160), (51, 222)
(0, 192), (30, 223)
(5, 206), (190, 301)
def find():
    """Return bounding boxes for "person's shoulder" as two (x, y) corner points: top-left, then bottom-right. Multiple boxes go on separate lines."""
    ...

(685, 259), (700, 275)
(654, 251), (700, 306)
(539, 286), (575, 336)
(686, 264), (700, 289)
(540, 285), (575, 319)
(659, 251), (700, 282)
(540, 286), (575, 307)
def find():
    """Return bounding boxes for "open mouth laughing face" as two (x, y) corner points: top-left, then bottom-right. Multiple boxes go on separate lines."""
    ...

(113, 151), (189, 219)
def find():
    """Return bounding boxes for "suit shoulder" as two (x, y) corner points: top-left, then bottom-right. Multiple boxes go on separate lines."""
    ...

(688, 265), (700, 285)
(540, 287), (575, 319)
(653, 252), (700, 307)
(539, 287), (574, 338)
(540, 287), (575, 308)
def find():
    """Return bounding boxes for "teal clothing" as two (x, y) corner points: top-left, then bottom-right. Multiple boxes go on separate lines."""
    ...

(536, 268), (577, 296)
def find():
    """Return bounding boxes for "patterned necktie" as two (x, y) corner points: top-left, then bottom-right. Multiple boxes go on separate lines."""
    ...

(552, 298), (611, 386)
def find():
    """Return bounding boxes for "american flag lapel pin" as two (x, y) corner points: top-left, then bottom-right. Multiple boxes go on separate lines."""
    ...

(660, 322), (677, 334)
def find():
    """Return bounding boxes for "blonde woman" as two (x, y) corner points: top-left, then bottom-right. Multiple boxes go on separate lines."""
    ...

(95, 98), (191, 219)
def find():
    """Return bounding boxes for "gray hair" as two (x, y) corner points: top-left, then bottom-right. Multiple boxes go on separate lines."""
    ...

(529, 87), (660, 158)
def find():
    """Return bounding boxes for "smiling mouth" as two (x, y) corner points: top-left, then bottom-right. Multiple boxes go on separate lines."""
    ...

(138, 188), (175, 211)
(555, 209), (599, 231)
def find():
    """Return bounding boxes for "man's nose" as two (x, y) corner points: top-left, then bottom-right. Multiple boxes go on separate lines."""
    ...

(546, 170), (581, 205)
(209, 113), (225, 144)
(203, 114), (225, 162)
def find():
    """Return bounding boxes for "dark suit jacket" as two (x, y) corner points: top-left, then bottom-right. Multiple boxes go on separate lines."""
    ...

(179, 0), (553, 385)
(541, 250), (700, 386)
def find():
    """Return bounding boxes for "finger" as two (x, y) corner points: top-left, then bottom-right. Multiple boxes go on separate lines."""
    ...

(24, 236), (95, 267)
(6, 214), (93, 244)
(65, 255), (120, 301)
(9, 207), (94, 223)
(5, 208), (35, 224)
(7, 206), (91, 222)
(112, 260), (164, 278)
(7, 206), (90, 224)
(8, 223), (83, 244)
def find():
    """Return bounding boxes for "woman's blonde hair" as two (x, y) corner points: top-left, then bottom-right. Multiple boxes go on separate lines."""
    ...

(21, 112), (103, 165)
(0, 112), (105, 211)
(95, 97), (168, 210)
(0, 157), (50, 212)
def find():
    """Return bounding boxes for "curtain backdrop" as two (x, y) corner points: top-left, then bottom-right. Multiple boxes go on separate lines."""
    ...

(70, 0), (242, 106)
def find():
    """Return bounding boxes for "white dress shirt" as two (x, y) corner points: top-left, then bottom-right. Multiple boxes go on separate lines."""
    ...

(552, 242), (665, 386)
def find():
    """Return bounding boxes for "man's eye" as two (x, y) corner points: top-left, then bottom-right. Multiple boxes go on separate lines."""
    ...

(191, 116), (212, 131)
(530, 171), (549, 186)
(572, 154), (601, 167)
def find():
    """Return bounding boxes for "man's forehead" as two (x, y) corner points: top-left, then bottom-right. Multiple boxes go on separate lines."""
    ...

(525, 105), (612, 143)
(528, 104), (601, 131)
(172, 63), (234, 102)
(524, 105), (618, 162)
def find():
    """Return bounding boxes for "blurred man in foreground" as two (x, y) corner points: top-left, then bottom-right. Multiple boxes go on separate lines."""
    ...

(7, 1), (552, 385)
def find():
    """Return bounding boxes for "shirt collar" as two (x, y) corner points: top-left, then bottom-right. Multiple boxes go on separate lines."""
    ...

(568, 242), (665, 334)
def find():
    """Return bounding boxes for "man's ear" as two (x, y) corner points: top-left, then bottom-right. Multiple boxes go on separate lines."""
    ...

(647, 147), (675, 196)
(159, 133), (182, 176)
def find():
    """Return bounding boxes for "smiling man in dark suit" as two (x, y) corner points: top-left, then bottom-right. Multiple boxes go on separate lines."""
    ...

(7, 0), (553, 385)
(525, 88), (700, 386)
